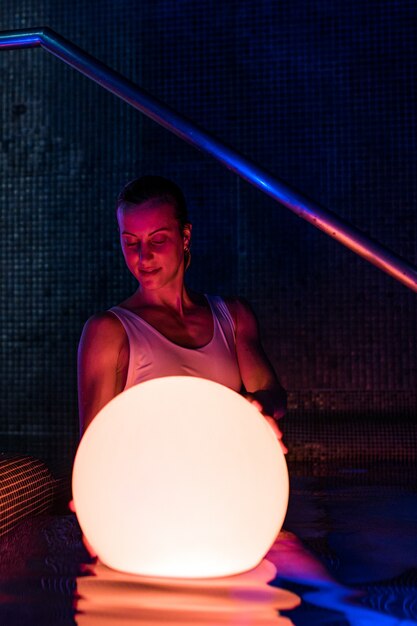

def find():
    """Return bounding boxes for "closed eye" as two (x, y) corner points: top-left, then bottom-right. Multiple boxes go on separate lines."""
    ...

(151, 237), (167, 245)
(123, 237), (166, 247)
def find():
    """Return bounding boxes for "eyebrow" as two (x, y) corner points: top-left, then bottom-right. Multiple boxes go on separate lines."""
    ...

(121, 227), (171, 237)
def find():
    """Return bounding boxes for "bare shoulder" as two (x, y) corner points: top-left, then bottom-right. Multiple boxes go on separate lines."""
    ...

(222, 296), (258, 334)
(79, 311), (127, 351)
(78, 312), (128, 433)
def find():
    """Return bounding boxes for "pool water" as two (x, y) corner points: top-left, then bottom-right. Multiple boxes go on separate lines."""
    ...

(0, 461), (416, 625)
(279, 463), (417, 625)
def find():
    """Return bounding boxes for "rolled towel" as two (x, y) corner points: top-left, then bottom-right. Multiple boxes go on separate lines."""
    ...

(0, 454), (57, 537)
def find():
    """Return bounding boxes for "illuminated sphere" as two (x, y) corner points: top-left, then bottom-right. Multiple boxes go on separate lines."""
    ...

(72, 376), (289, 578)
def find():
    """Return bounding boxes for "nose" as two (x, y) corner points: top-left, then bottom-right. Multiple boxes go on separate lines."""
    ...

(139, 243), (153, 262)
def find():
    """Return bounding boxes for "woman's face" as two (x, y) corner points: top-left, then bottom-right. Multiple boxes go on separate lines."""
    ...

(117, 200), (191, 290)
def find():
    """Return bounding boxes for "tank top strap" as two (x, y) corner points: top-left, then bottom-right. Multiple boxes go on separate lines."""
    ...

(204, 295), (236, 347)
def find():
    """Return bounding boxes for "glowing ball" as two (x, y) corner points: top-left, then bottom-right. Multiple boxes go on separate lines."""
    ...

(72, 376), (289, 578)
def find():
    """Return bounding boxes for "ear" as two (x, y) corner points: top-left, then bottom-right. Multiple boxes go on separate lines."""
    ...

(183, 223), (192, 248)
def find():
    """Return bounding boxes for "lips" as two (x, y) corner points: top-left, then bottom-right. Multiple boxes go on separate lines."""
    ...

(139, 267), (160, 275)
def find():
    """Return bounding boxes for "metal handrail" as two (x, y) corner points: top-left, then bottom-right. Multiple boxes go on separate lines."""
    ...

(1, 27), (416, 292)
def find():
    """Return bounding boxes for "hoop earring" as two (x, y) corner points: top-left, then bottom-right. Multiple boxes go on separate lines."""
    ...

(184, 246), (191, 270)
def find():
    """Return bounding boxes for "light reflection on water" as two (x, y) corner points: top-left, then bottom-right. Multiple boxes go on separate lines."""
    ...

(75, 558), (300, 625)
(3, 471), (417, 625)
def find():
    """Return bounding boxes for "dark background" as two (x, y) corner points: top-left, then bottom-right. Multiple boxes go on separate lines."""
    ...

(0, 0), (416, 464)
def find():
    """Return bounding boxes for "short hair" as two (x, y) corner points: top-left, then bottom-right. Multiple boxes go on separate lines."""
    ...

(117, 176), (189, 229)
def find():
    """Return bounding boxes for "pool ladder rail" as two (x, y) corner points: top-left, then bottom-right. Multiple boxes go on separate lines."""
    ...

(1, 27), (416, 293)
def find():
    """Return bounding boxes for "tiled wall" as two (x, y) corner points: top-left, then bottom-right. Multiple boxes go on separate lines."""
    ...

(1, 1), (416, 455)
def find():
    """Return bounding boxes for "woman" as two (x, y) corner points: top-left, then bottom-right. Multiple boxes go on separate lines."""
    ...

(78, 176), (287, 450)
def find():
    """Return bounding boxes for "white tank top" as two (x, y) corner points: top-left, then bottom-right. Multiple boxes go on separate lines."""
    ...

(109, 295), (242, 392)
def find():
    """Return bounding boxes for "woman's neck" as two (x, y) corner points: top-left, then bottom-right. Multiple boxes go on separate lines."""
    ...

(128, 284), (197, 315)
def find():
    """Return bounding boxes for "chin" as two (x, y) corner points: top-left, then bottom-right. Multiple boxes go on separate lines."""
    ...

(139, 275), (168, 290)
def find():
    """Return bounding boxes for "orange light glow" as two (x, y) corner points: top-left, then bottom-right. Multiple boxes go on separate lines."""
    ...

(75, 558), (300, 625)
(72, 377), (289, 578)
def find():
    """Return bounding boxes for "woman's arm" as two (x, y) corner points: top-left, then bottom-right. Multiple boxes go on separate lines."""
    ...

(77, 312), (128, 436)
(228, 297), (288, 450)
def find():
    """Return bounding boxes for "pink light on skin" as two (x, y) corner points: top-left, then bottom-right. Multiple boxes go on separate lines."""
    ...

(72, 376), (289, 579)
(117, 201), (190, 292)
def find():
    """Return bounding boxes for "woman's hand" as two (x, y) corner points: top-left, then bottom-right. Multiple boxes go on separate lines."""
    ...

(245, 391), (288, 455)
(68, 499), (98, 559)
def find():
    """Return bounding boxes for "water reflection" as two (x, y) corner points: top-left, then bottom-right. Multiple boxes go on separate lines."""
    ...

(75, 558), (299, 625)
